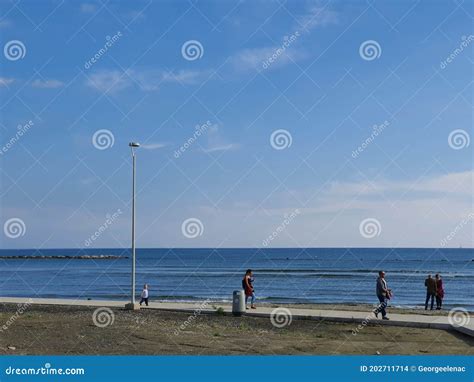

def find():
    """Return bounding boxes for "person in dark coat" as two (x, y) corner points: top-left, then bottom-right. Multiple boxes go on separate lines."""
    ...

(424, 274), (437, 310)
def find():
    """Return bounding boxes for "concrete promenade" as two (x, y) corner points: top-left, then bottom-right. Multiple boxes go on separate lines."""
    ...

(1, 297), (472, 338)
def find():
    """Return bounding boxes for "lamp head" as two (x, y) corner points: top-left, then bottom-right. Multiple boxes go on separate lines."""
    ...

(129, 142), (140, 148)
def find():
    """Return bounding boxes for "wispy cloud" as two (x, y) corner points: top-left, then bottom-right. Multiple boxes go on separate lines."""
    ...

(297, 3), (338, 31)
(0, 77), (15, 87)
(86, 69), (210, 93)
(231, 46), (305, 71)
(80, 3), (97, 14)
(86, 70), (135, 93)
(140, 143), (168, 150)
(202, 143), (240, 153)
(229, 2), (337, 73)
(327, 171), (473, 197)
(201, 124), (240, 153)
(161, 70), (211, 85)
(31, 79), (64, 89)
(0, 19), (12, 28)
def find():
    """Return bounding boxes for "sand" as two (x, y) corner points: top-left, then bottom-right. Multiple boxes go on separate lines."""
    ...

(0, 304), (472, 355)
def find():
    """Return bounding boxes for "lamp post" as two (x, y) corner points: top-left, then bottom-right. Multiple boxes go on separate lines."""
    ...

(126, 142), (140, 310)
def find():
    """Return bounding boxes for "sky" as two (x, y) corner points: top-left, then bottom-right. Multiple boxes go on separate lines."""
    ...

(0, 0), (472, 249)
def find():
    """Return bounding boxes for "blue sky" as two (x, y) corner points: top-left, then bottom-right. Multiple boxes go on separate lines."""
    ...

(0, 0), (472, 249)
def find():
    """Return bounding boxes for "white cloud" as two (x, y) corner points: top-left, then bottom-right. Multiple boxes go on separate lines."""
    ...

(182, 171), (473, 248)
(0, 19), (12, 28)
(297, 3), (338, 31)
(327, 171), (473, 197)
(201, 143), (240, 153)
(80, 3), (97, 13)
(201, 124), (240, 154)
(161, 70), (210, 85)
(228, 3), (337, 74)
(86, 69), (209, 93)
(141, 143), (168, 150)
(86, 70), (135, 93)
(31, 79), (64, 89)
(231, 46), (305, 71)
(0, 77), (14, 87)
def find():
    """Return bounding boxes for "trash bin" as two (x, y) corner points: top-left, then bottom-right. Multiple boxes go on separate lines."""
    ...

(232, 290), (245, 316)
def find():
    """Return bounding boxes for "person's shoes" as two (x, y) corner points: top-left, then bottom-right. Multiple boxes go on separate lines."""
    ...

(246, 306), (249, 310)
(382, 316), (389, 320)
(251, 306), (256, 309)
(374, 311), (378, 318)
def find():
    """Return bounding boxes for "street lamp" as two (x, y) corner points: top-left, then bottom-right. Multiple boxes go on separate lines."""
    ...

(125, 142), (140, 310)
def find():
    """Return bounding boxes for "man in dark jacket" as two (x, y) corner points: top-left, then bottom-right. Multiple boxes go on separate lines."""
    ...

(424, 274), (437, 310)
(374, 271), (390, 320)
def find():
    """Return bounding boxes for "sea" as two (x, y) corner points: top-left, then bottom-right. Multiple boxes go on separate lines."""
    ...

(0, 248), (473, 311)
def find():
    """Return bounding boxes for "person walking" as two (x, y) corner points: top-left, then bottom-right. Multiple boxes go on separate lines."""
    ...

(139, 283), (149, 306)
(424, 274), (437, 310)
(374, 271), (391, 320)
(242, 269), (256, 309)
(435, 274), (444, 310)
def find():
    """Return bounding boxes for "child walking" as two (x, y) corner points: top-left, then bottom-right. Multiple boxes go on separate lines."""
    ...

(139, 284), (149, 306)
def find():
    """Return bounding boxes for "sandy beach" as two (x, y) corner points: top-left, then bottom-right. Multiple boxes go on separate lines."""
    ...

(0, 303), (472, 355)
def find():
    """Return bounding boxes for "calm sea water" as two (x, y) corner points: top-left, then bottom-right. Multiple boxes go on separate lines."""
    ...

(0, 248), (473, 310)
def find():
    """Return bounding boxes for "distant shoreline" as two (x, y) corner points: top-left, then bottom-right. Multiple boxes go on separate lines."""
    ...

(1, 247), (473, 251)
(0, 255), (128, 260)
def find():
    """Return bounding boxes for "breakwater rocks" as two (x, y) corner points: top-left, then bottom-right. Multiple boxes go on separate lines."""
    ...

(1, 255), (128, 260)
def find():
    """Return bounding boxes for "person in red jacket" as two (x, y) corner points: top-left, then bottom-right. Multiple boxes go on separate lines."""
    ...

(242, 269), (256, 309)
(435, 274), (444, 310)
